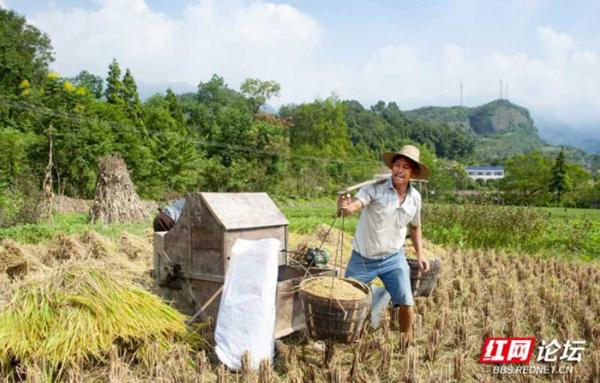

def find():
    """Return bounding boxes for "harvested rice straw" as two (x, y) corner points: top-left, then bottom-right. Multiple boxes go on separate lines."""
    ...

(302, 277), (366, 300)
(0, 262), (187, 377)
(119, 231), (151, 260)
(0, 240), (43, 279)
(48, 233), (85, 261)
(80, 230), (114, 258)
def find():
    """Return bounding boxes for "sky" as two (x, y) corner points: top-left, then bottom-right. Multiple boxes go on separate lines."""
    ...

(3, 0), (600, 136)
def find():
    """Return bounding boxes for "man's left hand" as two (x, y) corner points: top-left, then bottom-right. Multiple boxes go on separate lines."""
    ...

(417, 257), (430, 272)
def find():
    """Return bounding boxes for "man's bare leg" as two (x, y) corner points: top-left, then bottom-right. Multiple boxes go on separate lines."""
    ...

(397, 305), (414, 333)
(391, 305), (415, 349)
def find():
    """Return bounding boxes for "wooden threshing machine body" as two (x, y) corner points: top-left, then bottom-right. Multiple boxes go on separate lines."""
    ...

(153, 192), (332, 338)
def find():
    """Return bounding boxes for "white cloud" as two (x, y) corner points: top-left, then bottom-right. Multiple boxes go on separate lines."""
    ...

(31, 0), (178, 77)
(29, 2), (600, 128)
(31, 0), (320, 101)
(349, 26), (600, 127)
(537, 26), (576, 64)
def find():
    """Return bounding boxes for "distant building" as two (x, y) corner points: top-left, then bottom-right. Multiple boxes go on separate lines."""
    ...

(465, 166), (505, 181)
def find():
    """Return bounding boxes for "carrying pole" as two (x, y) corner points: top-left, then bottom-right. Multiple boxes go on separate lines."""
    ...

(337, 176), (388, 195)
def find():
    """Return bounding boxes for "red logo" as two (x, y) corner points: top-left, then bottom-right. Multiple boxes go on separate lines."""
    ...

(480, 337), (535, 364)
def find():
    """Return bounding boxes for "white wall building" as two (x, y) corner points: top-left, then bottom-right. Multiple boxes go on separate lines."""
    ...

(465, 166), (505, 181)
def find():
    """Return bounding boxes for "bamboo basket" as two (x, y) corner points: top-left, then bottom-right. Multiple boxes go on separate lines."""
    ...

(299, 277), (371, 343)
(407, 257), (442, 297)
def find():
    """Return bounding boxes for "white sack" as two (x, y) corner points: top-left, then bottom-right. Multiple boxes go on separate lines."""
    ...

(214, 237), (280, 370)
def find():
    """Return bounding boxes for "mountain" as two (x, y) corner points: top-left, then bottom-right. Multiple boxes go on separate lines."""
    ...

(405, 99), (599, 172)
(535, 117), (600, 155)
(406, 99), (546, 164)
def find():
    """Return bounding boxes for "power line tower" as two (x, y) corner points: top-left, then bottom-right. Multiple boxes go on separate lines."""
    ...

(499, 79), (503, 99)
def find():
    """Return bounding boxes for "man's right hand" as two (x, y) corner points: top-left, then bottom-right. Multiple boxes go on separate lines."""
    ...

(338, 194), (352, 216)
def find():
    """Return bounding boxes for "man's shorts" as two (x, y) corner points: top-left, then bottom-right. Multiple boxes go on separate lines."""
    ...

(344, 249), (414, 306)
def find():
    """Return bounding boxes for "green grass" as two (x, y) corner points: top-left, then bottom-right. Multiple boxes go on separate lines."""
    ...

(278, 198), (358, 235)
(423, 203), (599, 261)
(0, 213), (150, 244)
(539, 206), (600, 220)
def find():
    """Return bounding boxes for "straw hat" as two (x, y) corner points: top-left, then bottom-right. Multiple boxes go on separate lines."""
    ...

(382, 145), (431, 179)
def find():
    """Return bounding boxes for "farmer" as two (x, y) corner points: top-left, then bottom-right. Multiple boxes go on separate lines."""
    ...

(338, 144), (430, 338)
(153, 198), (185, 232)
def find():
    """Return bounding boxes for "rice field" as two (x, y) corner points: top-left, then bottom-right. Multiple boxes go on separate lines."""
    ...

(0, 210), (598, 382)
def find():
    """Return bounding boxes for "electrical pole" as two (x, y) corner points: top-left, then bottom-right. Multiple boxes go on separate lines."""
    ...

(499, 79), (503, 99)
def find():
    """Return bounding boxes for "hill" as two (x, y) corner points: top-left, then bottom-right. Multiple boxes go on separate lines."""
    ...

(405, 100), (597, 168)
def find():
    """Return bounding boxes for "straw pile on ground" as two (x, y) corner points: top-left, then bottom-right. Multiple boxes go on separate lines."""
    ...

(48, 233), (86, 261)
(0, 262), (187, 379)
(302, 277), (367, 300)
(119, 231), (151, 260)
(80, 230), (114, 258)
(90, 155), (150, 224)
(0, 240), (43, 279)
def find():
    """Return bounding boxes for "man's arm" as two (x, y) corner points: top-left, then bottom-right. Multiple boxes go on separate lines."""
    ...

(409, 225), (430, 272)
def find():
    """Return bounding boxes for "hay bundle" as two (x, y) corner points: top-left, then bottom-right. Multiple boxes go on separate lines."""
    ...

(90, 155), (149, 224)
(80, 230), (113, 259)
(48, 233), (85, 261)
(0, 240), (41, 279)
(0, 272), (11, 306)
(0, 263), (187, 377)
(119, 231), (151, 260)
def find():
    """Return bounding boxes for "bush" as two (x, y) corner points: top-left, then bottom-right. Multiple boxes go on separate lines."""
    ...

(0, 179), (42, 228)
(423, 203), (599, 260)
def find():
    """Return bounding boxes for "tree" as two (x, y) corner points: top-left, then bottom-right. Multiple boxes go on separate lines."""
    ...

(165, 88), (184, 125)
(38, 73), (115, 197)
(0, 128), (35, 185)
(71, 70), (103, 98)
(197, 74), (243, 110)
(104, 59), (124, 105)
(0, 9), (54, 93)
(193, 75), (254, 164)
(501, 151), (552, 206)
(240, 78), (281, 114)
(143, 94), (204, 196)
(344, 100), (395, 153)
(549, 150), (569, 205)
(562, 161), (592, 207)
(288, 97), (351, 155)
(121, 68), (143, 123)
(284, 97), (367, 194)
